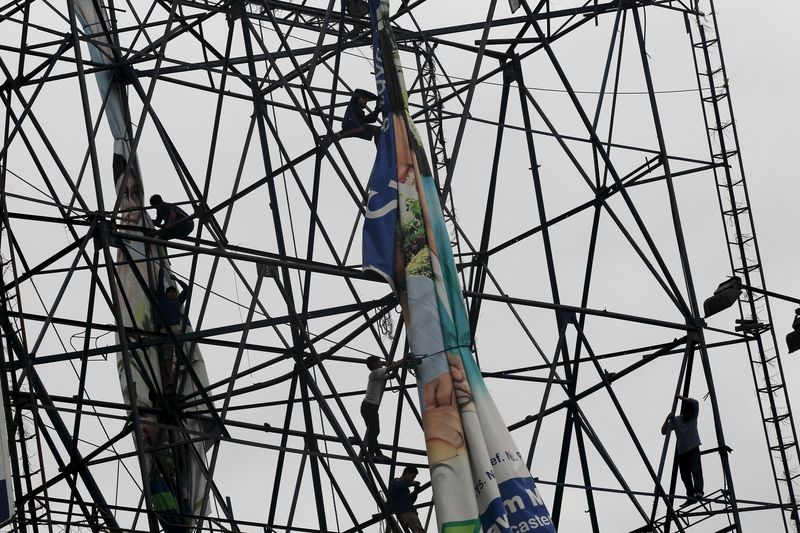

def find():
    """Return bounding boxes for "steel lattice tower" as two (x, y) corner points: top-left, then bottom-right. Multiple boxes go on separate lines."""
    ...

(0, 1), (797, 532)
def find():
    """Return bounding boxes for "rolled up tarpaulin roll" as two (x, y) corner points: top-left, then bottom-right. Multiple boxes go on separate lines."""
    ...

(71, 1), (213, 526)
(362, 1), (556, 531)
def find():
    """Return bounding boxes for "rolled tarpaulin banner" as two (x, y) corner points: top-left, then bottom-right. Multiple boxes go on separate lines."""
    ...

(71, 1), (214, 527)
(362, 1), (556, 532)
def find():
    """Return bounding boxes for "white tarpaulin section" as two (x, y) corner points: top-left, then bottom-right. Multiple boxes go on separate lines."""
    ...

(71, 2), (214, 529)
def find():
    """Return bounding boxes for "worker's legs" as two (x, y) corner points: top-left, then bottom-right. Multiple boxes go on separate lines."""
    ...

(360, 402), (381, 455)
(687, 447), (704, 497)
(367, 124), (380, 146)
(178, 220), (194, 238)
(160, 328), (176, 387)
(337, 121), (379, 143)
(677, 450), (696, 500)
(397, 511), (424, 533)
(337, 127), (372, 141)
(161, 324), (186, 387)
(156, 220), (194, 241)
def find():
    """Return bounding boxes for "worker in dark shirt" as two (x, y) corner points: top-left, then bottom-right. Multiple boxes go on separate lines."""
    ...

(154, 269), (190, 386)
(336, 88), (381, 145)
(156, 269), (190, 327)
(388, 466), (423, 533)
(661, 395), (704, 505)
(150, 194), (194, 240)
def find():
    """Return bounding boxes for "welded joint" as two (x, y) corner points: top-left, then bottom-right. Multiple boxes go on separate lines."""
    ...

(87, 214), (122, 250)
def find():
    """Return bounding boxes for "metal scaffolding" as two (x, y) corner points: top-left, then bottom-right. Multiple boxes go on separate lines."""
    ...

(0, 0), (797, 532)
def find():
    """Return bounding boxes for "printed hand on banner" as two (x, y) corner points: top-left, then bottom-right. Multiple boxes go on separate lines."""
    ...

(447, 353), (475, 412)
(422, 371), (466, 464)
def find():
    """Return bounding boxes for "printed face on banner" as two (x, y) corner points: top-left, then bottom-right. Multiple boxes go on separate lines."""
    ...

(117, 171), (144, 228)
